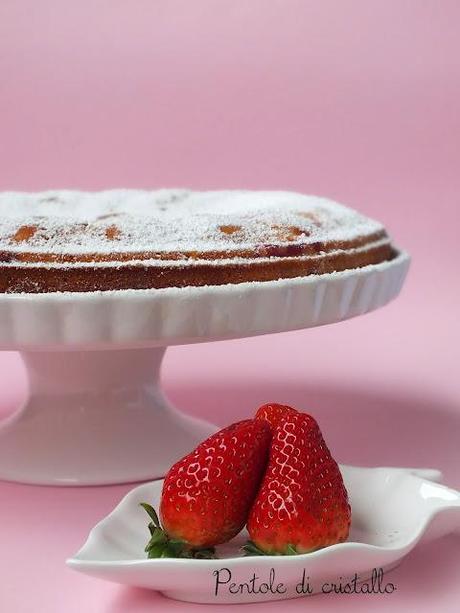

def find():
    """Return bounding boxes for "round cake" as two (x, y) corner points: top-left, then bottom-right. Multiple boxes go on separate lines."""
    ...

(0, 190), (398, 293)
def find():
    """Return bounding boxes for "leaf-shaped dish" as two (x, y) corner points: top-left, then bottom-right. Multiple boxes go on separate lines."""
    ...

(67, 466), (460, 603)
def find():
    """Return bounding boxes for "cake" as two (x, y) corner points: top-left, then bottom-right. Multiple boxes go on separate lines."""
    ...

(0, 190), (397, 293)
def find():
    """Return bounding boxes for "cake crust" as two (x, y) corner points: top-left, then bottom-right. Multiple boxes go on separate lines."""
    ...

(0, 190), (397, 293)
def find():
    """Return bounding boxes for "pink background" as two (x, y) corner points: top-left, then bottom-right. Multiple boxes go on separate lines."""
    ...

(1, 1), (459, 611)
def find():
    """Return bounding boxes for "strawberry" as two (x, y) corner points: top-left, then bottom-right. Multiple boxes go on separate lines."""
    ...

(245, 412), (351, 555)
(141, 419), (271, 558)
(255, 403), (297, 430)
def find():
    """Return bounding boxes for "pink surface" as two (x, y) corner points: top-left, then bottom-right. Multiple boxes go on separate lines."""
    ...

(0, 1), (459, 611)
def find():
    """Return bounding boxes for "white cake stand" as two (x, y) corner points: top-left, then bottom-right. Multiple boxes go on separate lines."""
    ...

(0, 252), (409, 486)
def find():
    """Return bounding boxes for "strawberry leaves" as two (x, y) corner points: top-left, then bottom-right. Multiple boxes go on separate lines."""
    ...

(140, 502), (160, 530)
(242, 540), (266, 556)
(242, 540), (299, 556)
(140, 503), (216, 559)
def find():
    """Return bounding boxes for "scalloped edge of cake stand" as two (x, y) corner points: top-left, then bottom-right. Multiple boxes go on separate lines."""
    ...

(0, 251), (410, 351)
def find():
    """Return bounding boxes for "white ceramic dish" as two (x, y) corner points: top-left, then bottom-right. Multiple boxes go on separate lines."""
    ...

(68, 465), (460, 604)
(0, 253), (410, 485)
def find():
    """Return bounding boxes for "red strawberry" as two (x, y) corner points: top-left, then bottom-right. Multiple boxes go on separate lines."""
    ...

(141, 419), (271, 558)
(255, 403), (297, 430)
(245, 412), (351, 555)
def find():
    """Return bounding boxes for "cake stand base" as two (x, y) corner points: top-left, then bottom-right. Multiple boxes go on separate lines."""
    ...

(0, 348), (217, 485)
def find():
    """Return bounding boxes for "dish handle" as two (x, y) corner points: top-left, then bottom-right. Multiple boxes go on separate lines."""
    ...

(418, 480), (460, 544)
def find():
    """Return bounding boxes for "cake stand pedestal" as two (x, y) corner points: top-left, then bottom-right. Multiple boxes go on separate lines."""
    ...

(0, 348), (215, 485)
(0, 252), (409, 485)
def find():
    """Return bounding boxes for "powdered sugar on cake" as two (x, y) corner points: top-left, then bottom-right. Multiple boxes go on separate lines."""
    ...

(0, 190), (387, 260)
